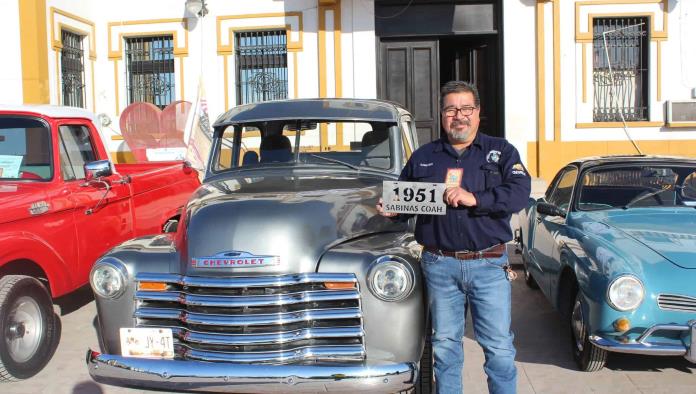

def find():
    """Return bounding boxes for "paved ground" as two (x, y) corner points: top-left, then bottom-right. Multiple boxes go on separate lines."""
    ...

(3, 248), (694, 394)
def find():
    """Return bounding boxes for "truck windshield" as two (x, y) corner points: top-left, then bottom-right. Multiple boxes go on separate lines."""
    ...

(0, 117), (52, 180)
(214, 120), (397, 172)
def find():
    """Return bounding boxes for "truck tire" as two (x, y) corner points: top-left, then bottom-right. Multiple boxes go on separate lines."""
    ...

(414, 334), (434, 394)
(0, 275), (57, 381)
(398, 333), (434, 394)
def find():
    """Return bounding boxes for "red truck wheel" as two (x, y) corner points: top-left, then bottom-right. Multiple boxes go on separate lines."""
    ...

(0, 276), (57, 381)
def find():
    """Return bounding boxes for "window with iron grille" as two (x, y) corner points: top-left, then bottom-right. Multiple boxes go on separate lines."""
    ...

(235, 30), (288, 105)
(593, 17), (649, 122)
(61, 30), (86, 108)
(125, 35), (175, 109)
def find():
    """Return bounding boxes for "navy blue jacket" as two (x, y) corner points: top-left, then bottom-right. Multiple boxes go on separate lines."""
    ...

(399, 133), (531, 251)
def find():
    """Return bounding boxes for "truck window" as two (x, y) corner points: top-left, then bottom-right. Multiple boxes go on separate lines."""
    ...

(59, 125), (97, 180)
(0, 117), (52, 180)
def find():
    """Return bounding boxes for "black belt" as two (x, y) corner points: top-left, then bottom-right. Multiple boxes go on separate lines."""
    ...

(424, 244), (506, 261)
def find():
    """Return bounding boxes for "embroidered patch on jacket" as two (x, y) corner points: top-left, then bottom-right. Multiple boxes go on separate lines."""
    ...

(511, 163), (527, 176)
(445, 168), (463, 187)
(486, 150), (501, 163)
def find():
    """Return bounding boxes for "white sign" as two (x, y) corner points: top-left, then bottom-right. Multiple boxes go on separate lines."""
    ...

(382, 181), (447, 215)
(120, 327), (174, 359)
(145, 147), (187, 161)
(0, 155), (22, 178)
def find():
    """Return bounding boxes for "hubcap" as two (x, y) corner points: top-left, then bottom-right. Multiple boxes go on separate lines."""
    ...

(571, 297), (585, 352)
(5, 296), (43, 363)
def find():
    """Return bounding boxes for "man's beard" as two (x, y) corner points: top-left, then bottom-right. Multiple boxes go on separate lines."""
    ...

(446, 123), (471, 142)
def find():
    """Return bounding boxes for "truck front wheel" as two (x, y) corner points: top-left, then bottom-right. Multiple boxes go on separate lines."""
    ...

(0, 275), (57, 381)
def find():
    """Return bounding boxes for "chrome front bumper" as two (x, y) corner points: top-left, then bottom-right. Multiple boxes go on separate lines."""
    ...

(589, 320), (695, 363)
(86, 349), (417, 393)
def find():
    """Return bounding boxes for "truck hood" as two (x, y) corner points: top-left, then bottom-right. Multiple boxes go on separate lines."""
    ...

(598, 209), (696, 269)
(0, 182), (50, 225)
(180, 174), (404, 275)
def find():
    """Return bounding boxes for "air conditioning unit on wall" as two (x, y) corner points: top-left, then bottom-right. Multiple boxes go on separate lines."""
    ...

(666, 100), (696, 127)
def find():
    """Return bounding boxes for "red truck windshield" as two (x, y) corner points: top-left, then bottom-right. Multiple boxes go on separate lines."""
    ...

(0, 117), (52, 180)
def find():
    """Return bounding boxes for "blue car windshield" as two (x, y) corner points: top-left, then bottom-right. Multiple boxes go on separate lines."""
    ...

(577, 165), (696, 210)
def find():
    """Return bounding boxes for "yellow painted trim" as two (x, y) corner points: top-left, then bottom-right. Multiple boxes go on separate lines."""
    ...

(107, 19), (189, 60)
(535, 0), (547, 177)
(216, 13), (303, 55)
(666, 123), (696, 128)
(293, 52), (298, 99)
(108, 19), (189, 116)
(111, 135), (124, 141)
(111, 151), (136, 164)
(50, 7), (96, 60)
(575, 1), (668, 43)
(576, 121), (664, 128)
(53, 23), (94, 108)
(553, 0), (560, 142)
(528, 138), (696, 182)
(582, 43), (587, 103)
(114, 60), (119, 114)
(19, 0), (50, 104)
(223, 55), (229, 110)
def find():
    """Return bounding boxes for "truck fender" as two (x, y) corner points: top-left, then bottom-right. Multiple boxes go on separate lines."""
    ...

(0, 234), (73, 298)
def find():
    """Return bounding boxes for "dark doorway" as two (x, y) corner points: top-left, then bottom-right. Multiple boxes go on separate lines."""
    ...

(439, 36), (500, 138)
(379, 40), (439, 144)
(375, 0), (504, 144)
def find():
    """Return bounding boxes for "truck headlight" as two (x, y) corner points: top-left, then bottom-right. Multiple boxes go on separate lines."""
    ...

(607, 275), (644, 311)
(90, 258), (128, 299)
(367, 256), (415, 302)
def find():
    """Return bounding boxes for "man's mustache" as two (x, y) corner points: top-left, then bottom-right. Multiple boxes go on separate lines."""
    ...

(451, 121), (470, 126)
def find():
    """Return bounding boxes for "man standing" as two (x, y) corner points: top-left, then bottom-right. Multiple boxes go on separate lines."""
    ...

(378, 81), (531, 393)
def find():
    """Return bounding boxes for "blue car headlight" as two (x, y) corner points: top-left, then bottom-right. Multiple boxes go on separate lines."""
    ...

(607, 275), (644, 311)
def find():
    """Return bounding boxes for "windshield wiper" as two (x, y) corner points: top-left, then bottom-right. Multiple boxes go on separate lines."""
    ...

(306, 153), (360, 171)
(622, 187), (667, 209)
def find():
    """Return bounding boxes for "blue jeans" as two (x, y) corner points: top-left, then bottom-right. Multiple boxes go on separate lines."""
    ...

(421, 250), (517, 394)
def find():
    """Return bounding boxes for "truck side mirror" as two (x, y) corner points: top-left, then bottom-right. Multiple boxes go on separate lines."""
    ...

(84, 160), (112, 182)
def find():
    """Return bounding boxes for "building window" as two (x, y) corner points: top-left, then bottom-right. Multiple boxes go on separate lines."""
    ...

(593, 17), (649, 122)
(235, 30), (288, 105)
(125, 35), (175, 109)
(61, 30), (86, 108)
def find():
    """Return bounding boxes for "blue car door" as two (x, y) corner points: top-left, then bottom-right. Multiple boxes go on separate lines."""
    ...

(531, 167), (578, 295)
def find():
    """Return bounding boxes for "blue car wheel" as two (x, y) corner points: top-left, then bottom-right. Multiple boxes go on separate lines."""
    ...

(570, 287), (608, 371)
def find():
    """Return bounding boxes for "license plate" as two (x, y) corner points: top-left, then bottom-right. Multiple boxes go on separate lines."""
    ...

(120, 327), (174, 359)
(382, 181), (447, 215)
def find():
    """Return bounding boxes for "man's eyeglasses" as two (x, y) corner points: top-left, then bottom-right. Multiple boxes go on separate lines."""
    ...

(442, 106), (478, 117)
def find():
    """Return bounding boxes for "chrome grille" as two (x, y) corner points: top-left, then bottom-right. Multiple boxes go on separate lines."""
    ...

(657, 294), (696, 313)
(134, 273), (364, 363)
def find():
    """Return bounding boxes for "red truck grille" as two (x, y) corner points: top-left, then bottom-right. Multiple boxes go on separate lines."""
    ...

(133, 272), (365, 364)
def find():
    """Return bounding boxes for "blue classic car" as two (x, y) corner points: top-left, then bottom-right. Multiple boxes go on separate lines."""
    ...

(518, 156), (696, 371)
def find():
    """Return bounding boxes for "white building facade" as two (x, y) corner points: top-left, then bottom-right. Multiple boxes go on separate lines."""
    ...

(3, 0), (696, 180)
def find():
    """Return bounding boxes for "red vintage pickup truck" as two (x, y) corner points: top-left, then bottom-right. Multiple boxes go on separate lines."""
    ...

(0, 105), (200, 381)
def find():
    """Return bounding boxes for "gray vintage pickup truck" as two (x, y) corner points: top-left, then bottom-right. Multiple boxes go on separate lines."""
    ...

(86, 99), (432, 393)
